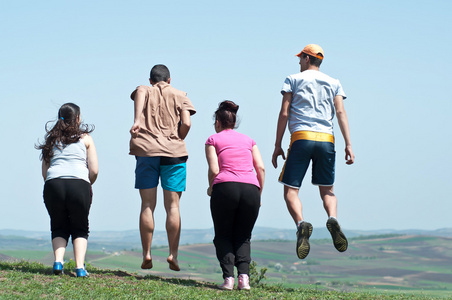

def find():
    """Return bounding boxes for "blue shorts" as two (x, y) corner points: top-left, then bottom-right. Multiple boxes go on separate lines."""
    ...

(135, 156), (187, 192)
(279, 136), (336, 188)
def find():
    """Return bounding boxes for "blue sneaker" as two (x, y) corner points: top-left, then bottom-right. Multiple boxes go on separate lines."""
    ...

(75, 267), (89, 277)
(53, 262), (64, 275)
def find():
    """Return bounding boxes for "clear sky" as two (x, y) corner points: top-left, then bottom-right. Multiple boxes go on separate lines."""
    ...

(1, 0), (451, 233)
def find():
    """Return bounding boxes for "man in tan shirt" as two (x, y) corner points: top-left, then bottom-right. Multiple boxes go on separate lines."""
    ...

(129, 64), (196, 271)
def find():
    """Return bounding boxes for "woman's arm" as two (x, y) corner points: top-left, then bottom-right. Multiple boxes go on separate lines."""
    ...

(83, 134), (99, 184)
(41, 160), (49, 181)
(205, 144), (219, 196)
(252, 145), (265, 194)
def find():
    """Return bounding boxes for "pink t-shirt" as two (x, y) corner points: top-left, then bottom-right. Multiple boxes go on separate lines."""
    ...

(205, 129), (260, 188)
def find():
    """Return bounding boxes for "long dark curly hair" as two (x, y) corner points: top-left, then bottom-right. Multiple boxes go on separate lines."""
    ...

(36, 103), (94, 163)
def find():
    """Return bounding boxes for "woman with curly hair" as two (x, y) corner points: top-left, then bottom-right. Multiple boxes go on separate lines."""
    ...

(36, 103), (98, 277)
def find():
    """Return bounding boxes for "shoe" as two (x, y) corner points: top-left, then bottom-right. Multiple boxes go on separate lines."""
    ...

(218, 277), (234, 290)
(327, 217), (348, 252)
(296, 221), (313, 259)
(53, 262), (64, 275)
(75, 267), (89, 277)
(238, 274), (250, 290)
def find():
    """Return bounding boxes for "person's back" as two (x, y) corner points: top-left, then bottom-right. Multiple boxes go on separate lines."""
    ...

(129, 64), (196, 272)
(129, 81), (195, 157)
(272, 44), (354, 260)
(36, 102), (98, 278)
(205, 100), (265, 291)
(46, 140), (90, 183)
(206, 129), (259, 188)
(283, 70), (345, 134)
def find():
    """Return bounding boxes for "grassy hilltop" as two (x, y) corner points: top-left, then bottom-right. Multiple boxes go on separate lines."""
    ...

(1, 234), (452, 298)
(0, 260), (441, 299)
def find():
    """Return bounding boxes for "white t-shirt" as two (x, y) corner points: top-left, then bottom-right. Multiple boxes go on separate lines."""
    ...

(281, 70), (347, 135)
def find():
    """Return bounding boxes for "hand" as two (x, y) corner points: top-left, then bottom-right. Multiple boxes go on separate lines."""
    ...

(345, 145), (355, 165)
(272, 146), (286, 168)
(130, 123), (140, 138)
(207, 186), (212, 196)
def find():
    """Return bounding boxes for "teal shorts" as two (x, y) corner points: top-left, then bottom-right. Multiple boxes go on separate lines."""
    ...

(135, 156), (187, 192)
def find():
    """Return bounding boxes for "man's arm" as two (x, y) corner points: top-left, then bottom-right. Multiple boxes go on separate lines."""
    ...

(178, 110), (191, 140)
(130, 86), (146, 138)
(334, 95), (355, 165)
(272, 92), (292, 168)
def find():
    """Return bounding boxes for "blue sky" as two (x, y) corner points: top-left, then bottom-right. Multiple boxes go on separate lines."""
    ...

(1, 0), (451, 233)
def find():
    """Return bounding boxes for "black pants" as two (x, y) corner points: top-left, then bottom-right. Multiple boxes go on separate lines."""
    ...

(43, 178), (92, 243)
(210, 182), (260, 278)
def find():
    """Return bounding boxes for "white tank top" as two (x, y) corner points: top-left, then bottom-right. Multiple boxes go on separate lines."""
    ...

(46, 139), (90, 183)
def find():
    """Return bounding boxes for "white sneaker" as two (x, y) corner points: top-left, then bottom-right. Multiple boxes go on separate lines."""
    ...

(238, 274), (250, 290)
(219, 277), (234, 290)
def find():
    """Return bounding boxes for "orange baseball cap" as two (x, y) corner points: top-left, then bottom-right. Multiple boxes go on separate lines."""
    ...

(296, 44), (324, 60)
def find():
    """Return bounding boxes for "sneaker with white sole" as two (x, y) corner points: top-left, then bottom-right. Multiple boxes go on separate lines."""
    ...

(219, 277), (234, 290)
(238, 274), (250, 290)
(326, 217), (348, 252)
(296, 221), (313, 259)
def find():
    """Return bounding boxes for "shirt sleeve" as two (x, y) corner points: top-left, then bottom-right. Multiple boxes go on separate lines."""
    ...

(182, 94), (197, 115)
(130, 85), (148, 101)
(335, 80), (347, 100)
(281, 76), (293, 95)
(205, 135), (215, 146)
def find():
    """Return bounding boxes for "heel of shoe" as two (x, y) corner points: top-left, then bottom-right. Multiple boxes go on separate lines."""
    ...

(75, 268), (89, 277)
(218, 277), (234, 290)
(238, 274), (250, 290)
(53, 262), (64, 275)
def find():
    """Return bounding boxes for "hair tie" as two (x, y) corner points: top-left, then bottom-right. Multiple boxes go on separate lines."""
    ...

(60, 117), (64, 120)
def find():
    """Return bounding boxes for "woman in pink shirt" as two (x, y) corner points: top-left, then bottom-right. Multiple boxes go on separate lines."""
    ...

(205, 100), (265, 291)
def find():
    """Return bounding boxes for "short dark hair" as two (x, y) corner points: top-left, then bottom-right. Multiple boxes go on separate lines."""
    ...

(214, 100), (239, 129)
(302, 53), (322, 67)
(150, 64), (170, 83)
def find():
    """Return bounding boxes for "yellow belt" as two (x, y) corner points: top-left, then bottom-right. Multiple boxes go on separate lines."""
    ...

(290, 131), (334, 146)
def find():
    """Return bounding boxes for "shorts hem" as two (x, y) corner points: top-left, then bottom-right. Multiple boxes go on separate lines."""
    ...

(278, 181), (300, 189)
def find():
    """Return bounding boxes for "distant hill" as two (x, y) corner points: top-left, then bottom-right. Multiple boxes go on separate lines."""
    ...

(2, 227), (452, 251)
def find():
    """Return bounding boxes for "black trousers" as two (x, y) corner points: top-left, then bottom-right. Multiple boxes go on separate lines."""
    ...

(43, 178), (92, 243)
(210, 182), (260, 278)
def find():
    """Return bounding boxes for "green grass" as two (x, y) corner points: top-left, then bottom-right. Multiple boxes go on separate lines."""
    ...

(0, 261), (442, 299)
(3, 235), (452, 298)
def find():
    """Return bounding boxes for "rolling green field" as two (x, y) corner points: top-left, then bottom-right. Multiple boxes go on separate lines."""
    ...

(2, 234), (452, 298)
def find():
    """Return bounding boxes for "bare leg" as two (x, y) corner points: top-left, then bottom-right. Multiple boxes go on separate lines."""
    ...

(73, 237), (88, 269)
(319, 185), (337, 218)
(283, 185), (303, 225)
(320, 185), (347, 252)
(163, 189), (181, 271)
(139, 188), (157, 269)
(52, 237), (67, 263)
